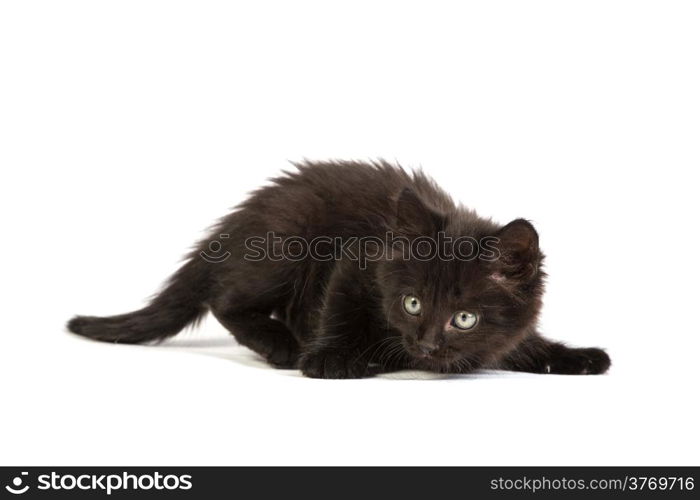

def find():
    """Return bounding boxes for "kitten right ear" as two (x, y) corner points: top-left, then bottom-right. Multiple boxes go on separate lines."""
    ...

(491, 219), (541, 280)
(396, 188), (442, 236)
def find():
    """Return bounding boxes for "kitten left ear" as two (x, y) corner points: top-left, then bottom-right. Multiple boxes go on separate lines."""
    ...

(492, 219), (540, 280)
(395, 188), (442, 236)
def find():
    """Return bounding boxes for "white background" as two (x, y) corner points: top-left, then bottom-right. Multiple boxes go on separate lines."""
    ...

(1, 1), (699, 466)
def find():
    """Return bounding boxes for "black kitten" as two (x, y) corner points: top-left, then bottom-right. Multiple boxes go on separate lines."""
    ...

(68, 160), (610, 378)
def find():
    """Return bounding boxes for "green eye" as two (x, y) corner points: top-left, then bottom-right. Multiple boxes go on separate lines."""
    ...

(403, 295), (422, 315)
(452, 311), (478, 330)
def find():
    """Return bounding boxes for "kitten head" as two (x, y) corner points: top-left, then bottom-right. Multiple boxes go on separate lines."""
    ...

(377, 188), (545, 372)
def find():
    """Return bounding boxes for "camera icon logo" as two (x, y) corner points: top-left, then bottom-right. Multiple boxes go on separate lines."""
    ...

(200, 234), (231, 263)
(5, 472), (29, 495)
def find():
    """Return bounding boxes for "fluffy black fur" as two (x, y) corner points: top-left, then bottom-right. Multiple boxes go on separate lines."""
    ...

(68, 160), (610, 378)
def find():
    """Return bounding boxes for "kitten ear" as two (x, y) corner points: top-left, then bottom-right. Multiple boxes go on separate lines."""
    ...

(396, 188), (442, 236)
(491, 219), (540, 280)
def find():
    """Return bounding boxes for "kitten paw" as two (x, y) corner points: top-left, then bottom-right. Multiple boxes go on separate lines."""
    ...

(547, 347), (611, 375)
(264, 338), (300, 369)
(299, 350), (369, 379)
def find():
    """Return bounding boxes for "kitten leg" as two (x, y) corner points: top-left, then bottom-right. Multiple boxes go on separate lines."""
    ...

(498, 334), (611, 375)
(299, 265), (381, 379)
(211, 307), (300, 368)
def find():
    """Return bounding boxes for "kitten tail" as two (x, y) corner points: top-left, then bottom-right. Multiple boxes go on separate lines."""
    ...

(67, 256), (210, 344)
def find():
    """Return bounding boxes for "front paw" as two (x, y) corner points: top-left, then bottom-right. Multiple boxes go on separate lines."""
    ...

(547, 347), (611, 375)
(264, 337), (300, 369)
(299, 349), (369, 379)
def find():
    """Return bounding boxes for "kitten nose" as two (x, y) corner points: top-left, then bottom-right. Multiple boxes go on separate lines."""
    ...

(417, 342), (439, 356)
